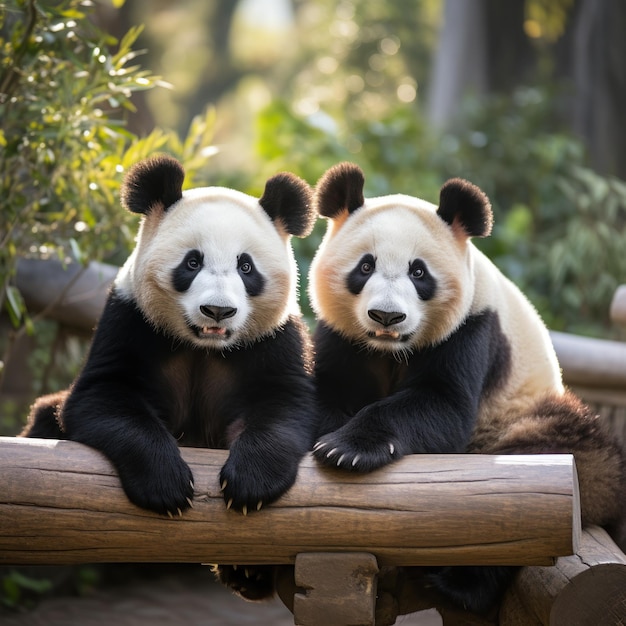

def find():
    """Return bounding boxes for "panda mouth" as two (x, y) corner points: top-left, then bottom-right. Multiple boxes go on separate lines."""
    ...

(369, 329), (408, 342)
(191, 324), (232, 340)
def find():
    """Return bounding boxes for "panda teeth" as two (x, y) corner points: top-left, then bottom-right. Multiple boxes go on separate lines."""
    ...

(201, 326), (227, 337)
(374, 330), (400, 339)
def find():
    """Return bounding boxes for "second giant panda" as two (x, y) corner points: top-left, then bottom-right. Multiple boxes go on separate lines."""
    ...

(308, 162), (625, 613)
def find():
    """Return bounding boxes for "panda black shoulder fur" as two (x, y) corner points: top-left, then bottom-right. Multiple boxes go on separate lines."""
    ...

(309, 162), (626, 613)
(24, 155), (318, 523)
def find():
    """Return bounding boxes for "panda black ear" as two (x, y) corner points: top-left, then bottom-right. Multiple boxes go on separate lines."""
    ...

(259, 173), (315, 237)
(120, 155), (185, 215)
(437, 178), (493, 239)
(314, 162), (365, 219)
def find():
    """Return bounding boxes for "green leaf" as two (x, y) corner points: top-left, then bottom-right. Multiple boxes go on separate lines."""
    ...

(4, 286), (25, 327)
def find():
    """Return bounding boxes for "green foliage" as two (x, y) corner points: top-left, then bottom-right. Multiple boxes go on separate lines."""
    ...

(0, 0), (218, 331)
(437, 88), (626, 334)
(1, 569), (53, 609)
(255, 86), (626, 337)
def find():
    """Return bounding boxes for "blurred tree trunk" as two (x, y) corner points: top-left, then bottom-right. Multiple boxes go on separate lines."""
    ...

(566, 0), (626, 179)
(428, 0), (626, 179)
(427, 0), (488, 127)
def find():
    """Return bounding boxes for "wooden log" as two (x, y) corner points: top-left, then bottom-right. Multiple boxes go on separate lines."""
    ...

(0, 438), (579, 567)
(611, 284), (626, 326)
(550, 330), (626, 389)
(499, 526), (626, 625)
(16, 258), (115, 332)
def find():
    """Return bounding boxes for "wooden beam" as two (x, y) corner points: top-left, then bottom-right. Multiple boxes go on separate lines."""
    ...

(499, 526), (626, 626)
(550, 330), (626, 389)
(16, 258), (115, 332)
(0, 437), (579, 567)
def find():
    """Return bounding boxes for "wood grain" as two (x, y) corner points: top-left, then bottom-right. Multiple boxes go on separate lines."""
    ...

(0, 437), (579, 566)
(499, 526), (626, 626)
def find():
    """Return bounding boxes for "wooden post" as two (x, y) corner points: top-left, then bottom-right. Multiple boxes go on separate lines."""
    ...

(550, 330), (626, 389)
(293, 552), (379, 626)
(0, 437), (579, 567)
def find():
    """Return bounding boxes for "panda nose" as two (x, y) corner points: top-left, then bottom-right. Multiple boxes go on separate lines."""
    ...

(368, 309), (406, 327)
(200, 305), (237, 322)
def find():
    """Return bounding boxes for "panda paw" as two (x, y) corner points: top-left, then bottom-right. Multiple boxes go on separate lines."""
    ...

(312, 430), (401, 472)
(118, 452), (195, 518)
(219, 450), (298, 514)
(213, 564), (276, 601)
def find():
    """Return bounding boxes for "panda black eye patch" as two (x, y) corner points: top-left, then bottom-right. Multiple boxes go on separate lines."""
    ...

(408, 258), (437, 300)
(173, 249), (204, 292)
(347, 253), (376, 295)
(238, 252), (265, 297)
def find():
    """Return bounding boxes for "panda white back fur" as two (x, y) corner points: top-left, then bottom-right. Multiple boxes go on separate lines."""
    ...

(24, 155), (318, 535)
(309, 162), (625, 613)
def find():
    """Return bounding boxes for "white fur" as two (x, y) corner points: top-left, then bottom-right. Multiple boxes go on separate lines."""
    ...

(116, 187), (299, 349)
(309, 198), (472, 352)
(309, 192), (564, 414)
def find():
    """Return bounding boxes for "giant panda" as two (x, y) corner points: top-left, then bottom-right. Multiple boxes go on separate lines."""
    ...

(23, 154), (318, 598)
(308, 162), (626, 614)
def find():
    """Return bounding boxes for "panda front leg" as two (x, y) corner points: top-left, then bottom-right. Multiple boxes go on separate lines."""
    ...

(219, 425), (309, 514)
(61, 383), (195, 518)
(313, 388), (475, 472)
(214, 420), (311, 601)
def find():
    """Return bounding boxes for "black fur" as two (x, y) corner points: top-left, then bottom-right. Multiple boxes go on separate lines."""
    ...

(22, 390), (67, 438)
(426, 565), (518, 614)
(313, 310), (514, 613)
(25, 289), (317, 517)
(346, 253), (375, 295)
(314, 310), (511, 461)
(237, 253), (265, 297)
(259, 172), (315, 237)
(172, 249), (203, 292)
(437, 178), (493, 238)
(408, 259), (437, 300)
(314, 162), (365, 218)
(120, 154), (185, 215)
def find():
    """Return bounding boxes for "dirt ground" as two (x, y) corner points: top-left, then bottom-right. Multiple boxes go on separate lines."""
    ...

(0, 565), (442, 626)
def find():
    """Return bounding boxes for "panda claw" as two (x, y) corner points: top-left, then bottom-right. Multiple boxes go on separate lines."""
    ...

(337, 454), (346, 466)
(352, 455), (360, 467)
(327, 447), (338, 458)
(167, 510), (174, 519)
(226, 498), (233, 510)
(245, 568), (251, 578)
(177, 507), (183, 517)
(389, 443), (395, 455)
(242, 505), (248, 516)
(313, 441), (327, 452)
(257, 500), (263, 511)
(221, 479), (228, 491)
(232, 564), (238, 571)
(186, 497), (194, 508)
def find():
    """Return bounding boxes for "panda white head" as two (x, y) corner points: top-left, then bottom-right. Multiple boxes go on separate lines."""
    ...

(308, 163), (493, 353)
(115, 155), (314, 350)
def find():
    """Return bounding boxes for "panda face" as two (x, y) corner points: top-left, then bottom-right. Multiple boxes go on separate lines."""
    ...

(309, 197), (474, 352)
(117, 188), (296, 349)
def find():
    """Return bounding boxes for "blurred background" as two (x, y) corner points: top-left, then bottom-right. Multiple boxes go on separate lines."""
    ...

(1, 0), (626, 617)
(2, 0), (626, 435)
